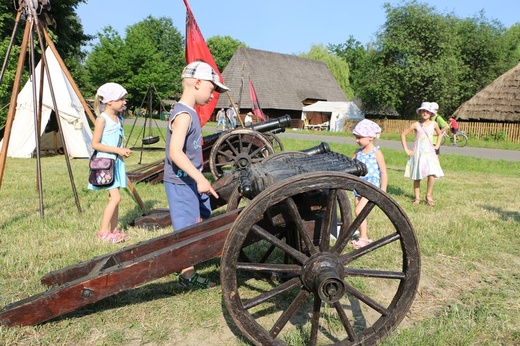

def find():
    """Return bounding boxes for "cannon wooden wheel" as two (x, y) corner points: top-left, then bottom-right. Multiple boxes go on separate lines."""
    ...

(221, 172), (420, 346)
(262, 131), (284, 152)
(209, 129), (275, 179)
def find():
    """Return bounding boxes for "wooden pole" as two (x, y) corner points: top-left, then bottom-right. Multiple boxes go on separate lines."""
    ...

(0, 19), (31, 189)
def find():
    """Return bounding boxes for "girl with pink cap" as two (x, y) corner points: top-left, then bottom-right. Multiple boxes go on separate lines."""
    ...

(350, 119), (388, 249)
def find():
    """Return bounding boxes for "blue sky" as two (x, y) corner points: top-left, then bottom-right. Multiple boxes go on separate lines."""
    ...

(77, 0), (519, 55)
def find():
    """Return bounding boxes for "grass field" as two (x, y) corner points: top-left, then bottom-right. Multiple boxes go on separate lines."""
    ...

(0, 125), (518, 345)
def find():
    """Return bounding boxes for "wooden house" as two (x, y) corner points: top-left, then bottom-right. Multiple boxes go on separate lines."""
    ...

(216, 47), (348, 127)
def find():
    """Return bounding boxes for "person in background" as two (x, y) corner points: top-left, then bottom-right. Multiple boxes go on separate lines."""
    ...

(244, 112), (253, 127)
(448, 115), (459, 146)
(226, 103), (238, 128)
(401, 102), (444, 206)
(88, 83), (132, 244)
(430, 102), (450, 154)
(164, 61), (228, 289)
(216, 107), (226, 131)
(350, 119), (388, 249)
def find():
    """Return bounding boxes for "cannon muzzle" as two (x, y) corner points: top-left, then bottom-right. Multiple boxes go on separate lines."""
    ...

(248, 114), (292, 133)
(301, 142), (330, 155)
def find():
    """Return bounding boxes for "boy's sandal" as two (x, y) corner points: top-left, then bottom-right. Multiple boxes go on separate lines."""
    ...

(351, 238), (373, 249)
(425, 195), (435, 206)
(179, 273), (216, 289)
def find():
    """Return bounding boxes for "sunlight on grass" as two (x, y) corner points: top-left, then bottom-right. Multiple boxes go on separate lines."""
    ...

(0, 126), (518, 345)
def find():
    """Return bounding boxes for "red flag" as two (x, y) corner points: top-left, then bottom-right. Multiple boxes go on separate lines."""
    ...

(249, 79), (266, 121)
(184, 0), (224, 126)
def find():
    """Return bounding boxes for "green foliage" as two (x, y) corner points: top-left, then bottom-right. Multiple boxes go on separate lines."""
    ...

(330, 1), (520, 119)
(83, 17), (184, 108)
(328, 36), (369, 94)
(206, 35), (247, 73)
(300, 44), (354, 99)
(0, 0), (91, 127)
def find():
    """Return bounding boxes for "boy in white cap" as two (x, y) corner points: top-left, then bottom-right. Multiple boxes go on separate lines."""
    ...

(350, 119), (388, 249)
(163, 61), (228, 288)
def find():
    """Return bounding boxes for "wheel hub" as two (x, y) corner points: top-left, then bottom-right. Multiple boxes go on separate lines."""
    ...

(234, 152), (252, 170)
(302, 253), (346, 304)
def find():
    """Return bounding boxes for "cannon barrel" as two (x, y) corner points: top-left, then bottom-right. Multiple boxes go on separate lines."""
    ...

(301, 141), (330, 155)
(203, 114), (292, 153)
(239, 152), (367, 200)
(210, 142), (333, 208)
(247, 114), (292, 133)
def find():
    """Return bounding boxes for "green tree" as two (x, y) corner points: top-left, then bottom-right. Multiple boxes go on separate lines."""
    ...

(347, 1), (519, 118)
(301, 44), (354, 99)
(206, 35), (246, 73)
(328, 36), (368, 94)
(84, 16), (184, 109)
(0, 0), (91, 126)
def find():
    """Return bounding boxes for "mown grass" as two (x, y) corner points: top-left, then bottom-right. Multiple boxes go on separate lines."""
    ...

(0, 124), (518, 345)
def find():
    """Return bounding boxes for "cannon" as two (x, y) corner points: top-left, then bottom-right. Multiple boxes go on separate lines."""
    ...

(206, 114), (291, 178)
(0, 148), (421, 346)
(126, 114), (292, 184)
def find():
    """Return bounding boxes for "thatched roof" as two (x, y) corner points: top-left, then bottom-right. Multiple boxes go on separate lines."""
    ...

(452, 62), (520, 122)
(217, 47), (347, 111)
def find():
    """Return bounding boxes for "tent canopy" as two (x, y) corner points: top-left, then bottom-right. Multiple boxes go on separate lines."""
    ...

(0, 48), (92, 158)
(302, 101), (364, 131)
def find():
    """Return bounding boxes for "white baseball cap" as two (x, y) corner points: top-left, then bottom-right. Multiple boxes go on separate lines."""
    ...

(182, 61), (229, 93)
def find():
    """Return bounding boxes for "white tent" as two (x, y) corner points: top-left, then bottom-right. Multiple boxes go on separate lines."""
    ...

(302, 101), (364, 132)
(0, 48), (93, 158)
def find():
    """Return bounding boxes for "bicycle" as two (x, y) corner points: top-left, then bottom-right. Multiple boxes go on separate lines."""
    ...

(441, 130), (468, 147)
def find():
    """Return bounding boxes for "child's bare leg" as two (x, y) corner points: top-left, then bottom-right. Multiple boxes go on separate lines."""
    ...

(355, 196), (369, 239)
(413, 180), (421, 201)
(110, 190), (120, 231)
(181, 267), (195, 278)
(426, 175), (435, 198)
(101, 188), (121, 232)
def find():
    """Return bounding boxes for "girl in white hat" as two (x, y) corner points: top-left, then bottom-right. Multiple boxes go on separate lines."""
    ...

(401, 102), (444, 206)
(350, 119), (388, 249)
(89, 83), (132, 243)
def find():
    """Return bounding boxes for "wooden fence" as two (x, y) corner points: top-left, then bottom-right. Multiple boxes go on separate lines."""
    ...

(342, 119), (520, 143)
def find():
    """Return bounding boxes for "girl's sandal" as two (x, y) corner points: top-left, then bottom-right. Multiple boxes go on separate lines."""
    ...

(112, 229), (129, 240)
(425, 195), (435, 206)
(412, 199), (421, 205)
(97, 230), (125, 244)
(351, 238), (373, 249)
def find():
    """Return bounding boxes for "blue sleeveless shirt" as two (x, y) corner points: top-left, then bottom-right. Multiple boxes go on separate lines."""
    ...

(163, 102), (203, 185)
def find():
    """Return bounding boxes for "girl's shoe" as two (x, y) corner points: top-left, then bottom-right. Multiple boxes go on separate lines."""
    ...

(412, 199), (421, 205)
(112, 229), (129, 240)
(425, 195), (435, 206)
(97, 230), (125, 244)
(351, 238), (373, 249)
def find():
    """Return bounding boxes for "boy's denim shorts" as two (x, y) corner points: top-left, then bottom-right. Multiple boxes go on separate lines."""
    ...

(164, 181), (211, 231)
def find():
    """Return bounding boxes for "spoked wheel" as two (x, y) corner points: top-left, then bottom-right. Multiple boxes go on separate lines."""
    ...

(220, 172), (420, 346)
(209, 129), (275, 179)
(262, 132), (285, 152)
(454, 134), (467, 147)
